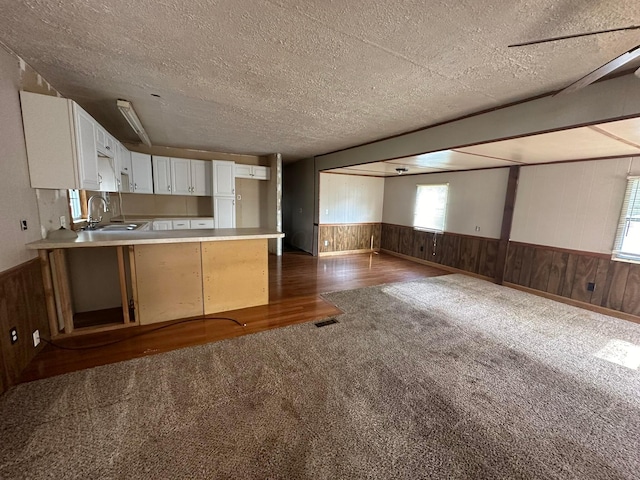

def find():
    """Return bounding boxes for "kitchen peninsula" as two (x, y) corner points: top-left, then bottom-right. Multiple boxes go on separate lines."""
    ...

(26, 227), (284, 337)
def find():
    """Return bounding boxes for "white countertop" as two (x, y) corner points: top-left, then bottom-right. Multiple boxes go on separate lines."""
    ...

(26, 228), (285, 249)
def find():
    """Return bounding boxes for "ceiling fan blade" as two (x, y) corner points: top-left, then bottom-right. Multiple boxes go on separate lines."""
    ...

(508, 25), (640, 48)
(555, 45), (640, 95)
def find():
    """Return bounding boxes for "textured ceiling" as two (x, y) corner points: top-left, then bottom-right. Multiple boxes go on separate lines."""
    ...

(0, 0), (639, 161)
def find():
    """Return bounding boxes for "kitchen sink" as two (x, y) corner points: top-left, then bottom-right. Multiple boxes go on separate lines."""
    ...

(83, 222), (149, 232)
(97, 224), (140, 231)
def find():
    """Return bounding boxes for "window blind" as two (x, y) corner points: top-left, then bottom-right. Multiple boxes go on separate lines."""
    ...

(612, 176), (640, 262)
(413, 184), (449, 232)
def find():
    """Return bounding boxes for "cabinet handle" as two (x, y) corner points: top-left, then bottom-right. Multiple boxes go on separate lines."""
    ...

(168, 185), (171, 192)
(106, 145), (111, 150)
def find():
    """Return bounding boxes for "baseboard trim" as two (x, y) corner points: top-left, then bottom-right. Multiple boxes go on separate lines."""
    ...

(318, 249), (379, 257)
(380, 249), (494, 282)
(504, 282), (640, 325)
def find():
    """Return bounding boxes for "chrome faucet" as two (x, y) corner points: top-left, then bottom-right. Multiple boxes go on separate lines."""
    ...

(87, 195), (108, 229)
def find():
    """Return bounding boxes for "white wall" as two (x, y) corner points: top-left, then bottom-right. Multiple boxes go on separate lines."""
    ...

(0, 47), (61, 271)
(382, 168), (508, 238)
(511, 157), (640, 254)
(319, 173), (384, 224)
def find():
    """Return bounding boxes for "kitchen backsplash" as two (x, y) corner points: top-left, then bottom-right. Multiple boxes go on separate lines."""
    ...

(117, 193), (213, 217)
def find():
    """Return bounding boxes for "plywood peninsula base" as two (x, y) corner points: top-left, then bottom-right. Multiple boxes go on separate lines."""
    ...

(134, 243), (204, 325)
(202, 239), (268, 313)
(134, 239), (270, 325)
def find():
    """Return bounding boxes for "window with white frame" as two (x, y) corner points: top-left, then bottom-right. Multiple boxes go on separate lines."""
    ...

(414, 184), (449, 232)
(68, 189), (83, 221)
(613, 177), (640, 262)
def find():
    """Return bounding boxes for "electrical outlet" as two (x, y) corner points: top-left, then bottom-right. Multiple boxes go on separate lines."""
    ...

(9, 327), (18, 345)
(20, 219), (28, 231)
(324, 240), (329, 246)
(33, 329), (40, 347)
(236, 194), (242, 201)
(587, 282), (596, 292)
(420, 245), (424, 252)
(475, 226), (481, 232)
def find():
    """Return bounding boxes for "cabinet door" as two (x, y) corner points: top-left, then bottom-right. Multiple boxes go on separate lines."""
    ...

(97, 156), (117, 192)
(131, 152), (154, 194)
(214, 196), (236, 228)
(171, 158), (192, 195)
(153, 156), (172, 195)
(74, 107), (100, 190)
(212, 160), (235, 196)
(191, 160), (212, 196)
(119, 144), (132, 175)
(117, 144), (134, 192)
(234, 164), (253, 179)
(153, 220), (173, 230)
(252, 165), (270, 180)
(104, 135), (116, 158)
(95, 126), (107, 155)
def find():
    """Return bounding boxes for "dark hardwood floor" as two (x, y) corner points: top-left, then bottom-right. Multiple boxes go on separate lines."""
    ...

(19, 251), (446, 383)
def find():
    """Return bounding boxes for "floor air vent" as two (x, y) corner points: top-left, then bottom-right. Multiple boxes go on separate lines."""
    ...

(315, 318), (339, 328)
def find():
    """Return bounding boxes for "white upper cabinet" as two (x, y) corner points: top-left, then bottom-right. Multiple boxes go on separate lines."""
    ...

(116, 143), (134, 193)
(160, 157), (212, 196)
(73, 106), (101, 191)
(190, 159), (212, 196)
(131, 152), (154, 194)
(212, 160), (236, 196)
(234, 164), (270, 180)
(171, 158), (192, 195)
(153, 155), (173, 195)
(95, 126), (115, 158)
(20, 91), (101, 190)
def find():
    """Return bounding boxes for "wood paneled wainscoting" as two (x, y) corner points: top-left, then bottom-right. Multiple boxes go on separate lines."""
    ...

(380, 223), (499, 279)
(318, 223), (381, 255)
(0, 258), (50, 394)
(504, 242), (640, 321)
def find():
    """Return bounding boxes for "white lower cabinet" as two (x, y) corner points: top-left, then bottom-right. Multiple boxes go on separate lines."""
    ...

(190, 218), (214, 229)
(172, 219), (190, 230)
(153, 218), (214, 231)
(153, 220), (173, 231)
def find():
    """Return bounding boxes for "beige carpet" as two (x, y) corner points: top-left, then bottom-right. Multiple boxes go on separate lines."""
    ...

(1, 274), (639, 479)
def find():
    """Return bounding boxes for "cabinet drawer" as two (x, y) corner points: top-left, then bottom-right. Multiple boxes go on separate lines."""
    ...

(172, 220), (191, 230)
(190, 219), (214, 229)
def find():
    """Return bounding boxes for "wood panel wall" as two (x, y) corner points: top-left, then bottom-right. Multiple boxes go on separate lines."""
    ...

(504, 242), (640, 317)
(318, 223), (381, 254)
(0, 258), (49, 394)
(380, 223), (499, 279)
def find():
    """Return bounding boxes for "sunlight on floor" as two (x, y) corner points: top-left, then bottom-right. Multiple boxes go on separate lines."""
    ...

(594, 339), (640, 370)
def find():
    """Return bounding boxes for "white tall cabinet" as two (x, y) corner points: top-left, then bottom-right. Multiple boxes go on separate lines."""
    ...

(212, 160), (236, 228)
